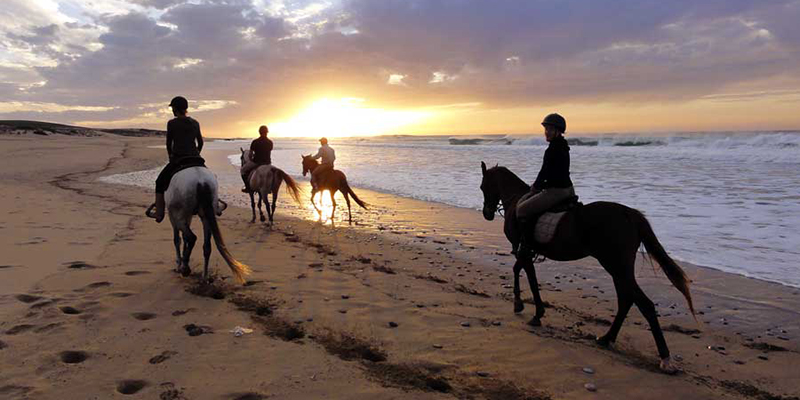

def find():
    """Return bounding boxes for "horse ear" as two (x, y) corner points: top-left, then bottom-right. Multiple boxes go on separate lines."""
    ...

(494, 163), (498, 168)
(240, 147), (243, 152)
(481, 161), (486, 175)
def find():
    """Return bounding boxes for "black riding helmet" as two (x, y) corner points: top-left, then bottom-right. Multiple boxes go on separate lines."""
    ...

(542, 113), (566, 133)
(169, 96), (188, 112)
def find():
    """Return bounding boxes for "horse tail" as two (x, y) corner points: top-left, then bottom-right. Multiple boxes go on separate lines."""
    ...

(197, 183), (251, 284)
(632, 208), (696, 319)
(276, 168), (302, 204)
(341, 177), (368, 209)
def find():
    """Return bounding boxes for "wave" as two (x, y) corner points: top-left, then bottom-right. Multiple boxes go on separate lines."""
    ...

(448, 137), (512, 145)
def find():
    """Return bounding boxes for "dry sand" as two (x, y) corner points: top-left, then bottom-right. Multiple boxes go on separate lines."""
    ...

(1, 134), (799, 399)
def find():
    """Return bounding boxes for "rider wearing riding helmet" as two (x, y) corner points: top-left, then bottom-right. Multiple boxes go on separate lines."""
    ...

(516, 113), (574, 226)
(152, 96), (205, 222)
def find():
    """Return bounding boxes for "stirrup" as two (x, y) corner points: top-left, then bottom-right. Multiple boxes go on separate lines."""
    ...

(145, 203), (157, 219)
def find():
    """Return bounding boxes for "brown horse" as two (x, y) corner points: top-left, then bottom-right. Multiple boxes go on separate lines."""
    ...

(480, 161), (695, 373)
(301, 155), (367, 224)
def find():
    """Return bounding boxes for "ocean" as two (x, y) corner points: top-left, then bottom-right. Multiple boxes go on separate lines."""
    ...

(105, 131), (800, 288)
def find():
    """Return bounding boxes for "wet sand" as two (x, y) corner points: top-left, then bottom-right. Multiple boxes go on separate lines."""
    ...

(1, 134), (798, 399)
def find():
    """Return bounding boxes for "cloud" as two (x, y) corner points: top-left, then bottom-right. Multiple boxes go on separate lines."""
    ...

(1, 0), (800, 134)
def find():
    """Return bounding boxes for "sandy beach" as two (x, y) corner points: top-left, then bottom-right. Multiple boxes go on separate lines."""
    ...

(1, 133), (799, 400)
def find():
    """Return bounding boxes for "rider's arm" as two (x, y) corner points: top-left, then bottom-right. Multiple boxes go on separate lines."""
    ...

(166, 120), (174, 159)
(312, 148), (322, 160)
(195, 121), (204, 153)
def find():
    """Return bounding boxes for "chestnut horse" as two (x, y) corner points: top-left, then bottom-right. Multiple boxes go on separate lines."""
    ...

(301, 155), (367, 224)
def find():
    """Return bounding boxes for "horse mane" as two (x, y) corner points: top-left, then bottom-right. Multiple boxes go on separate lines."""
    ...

(488, 166), (530, 193)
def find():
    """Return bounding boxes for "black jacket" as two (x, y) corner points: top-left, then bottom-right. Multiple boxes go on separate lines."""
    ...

(533, 135), (572, 190)
(166, 117), (203, 161)
(250, 137), (273, 165)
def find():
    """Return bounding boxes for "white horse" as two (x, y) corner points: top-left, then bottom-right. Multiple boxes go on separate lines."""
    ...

(148, 166), (250, 283)
(240, 148), (302, 224)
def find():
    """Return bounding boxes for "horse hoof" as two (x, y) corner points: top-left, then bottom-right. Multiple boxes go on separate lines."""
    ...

(260, 216), (266, 222)
(514, 301), (525, 314)
(659, 357), (679, 375)
(180, 266), (191, 277)
(527, 317), (541, 327)
(596, 336), (613, 348)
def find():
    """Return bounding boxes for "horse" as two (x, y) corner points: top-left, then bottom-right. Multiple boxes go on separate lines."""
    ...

(147, 167), (250, 283)
(301, 155), (367, 224)
(479, 161), (695, 373)
(240, 149), (302, 224)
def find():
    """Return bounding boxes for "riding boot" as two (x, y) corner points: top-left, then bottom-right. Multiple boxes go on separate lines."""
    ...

(154, 192), (166, 223)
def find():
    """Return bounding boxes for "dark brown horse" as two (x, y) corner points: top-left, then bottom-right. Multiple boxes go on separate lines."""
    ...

(480, 161), (695, 373)
(301, 155), (367, 224)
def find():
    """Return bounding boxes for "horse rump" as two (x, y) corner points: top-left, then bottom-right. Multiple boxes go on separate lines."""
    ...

(197, 183), (251, 283)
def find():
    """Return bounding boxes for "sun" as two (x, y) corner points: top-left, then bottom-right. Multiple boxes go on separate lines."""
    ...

(270, 98), (430, 138)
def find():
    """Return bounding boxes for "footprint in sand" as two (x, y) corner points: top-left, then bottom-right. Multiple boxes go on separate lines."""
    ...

(59, 306), (82, 315)
(131, 312), (157, 321)
(59, 350), (89, 364)
(108, 292), (134, 298)
(230, 393), (269, 400)
(34, 323), (63, 333)
(0, 265), (21, 270)
(63, 261), (99, 269)
(75, 282), (113, 292)
(116, 380), (148, 395)
(124, 271), (150, 276)
(148, 350), (177, 364)
(15, 294), (44, 304)
(5, 324), (36, 335)
(0, 340), (7, 349)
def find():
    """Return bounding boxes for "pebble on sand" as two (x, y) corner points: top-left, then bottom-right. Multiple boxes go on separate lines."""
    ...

(388, 321), (398, 328)
(582, 367), (595, 374)
(461, 322), (471, 327)
(433, 344), (443, 349)
(584, 383), (597, 392)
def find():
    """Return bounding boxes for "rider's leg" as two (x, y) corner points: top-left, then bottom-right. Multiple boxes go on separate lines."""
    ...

(153, 163), (175, 223)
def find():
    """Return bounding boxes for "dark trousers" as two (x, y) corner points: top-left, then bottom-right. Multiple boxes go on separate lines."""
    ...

(155, 156), (205, 193)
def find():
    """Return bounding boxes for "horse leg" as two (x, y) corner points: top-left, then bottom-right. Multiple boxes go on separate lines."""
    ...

(341, 190), (353, 224)
(257, 191), (266, 222)
(631, 283), (675, 372)
(270, 191), (278, 224)
(330, 191), (337, 223)
(201, 216), (212, 281)
(249, 192), (256, 223)
(512, 259), (524, 313)
(181, 227), (197, 277)
(597, 275), (634, 347)
(262, 190), (272, 225)
(172, 227), (182, 270)
(310, 190), (321, 218)
(521, 257), (545, 326)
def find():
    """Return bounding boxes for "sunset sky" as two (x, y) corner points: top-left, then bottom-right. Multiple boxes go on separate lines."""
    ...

(2, 0), (800, 137)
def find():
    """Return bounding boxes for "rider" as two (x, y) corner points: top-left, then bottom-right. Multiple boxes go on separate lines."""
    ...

(515, 113), (574, 231)
(241, 125), (273, 193)
(153, 96), (204, 223)
(310, 137), (335, 190)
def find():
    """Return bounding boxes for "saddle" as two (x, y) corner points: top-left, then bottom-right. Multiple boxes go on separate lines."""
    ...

(174, 156), (206, 173)
(523, 195), (582, 247)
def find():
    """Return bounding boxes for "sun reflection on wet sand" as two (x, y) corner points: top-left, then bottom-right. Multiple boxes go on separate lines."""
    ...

(308, 190), (335, 224)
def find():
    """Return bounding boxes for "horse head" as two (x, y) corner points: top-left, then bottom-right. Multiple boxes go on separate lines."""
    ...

(240, 147), (252, 165)
(480, 161), (500, 221)
(301, 154), (317, 176)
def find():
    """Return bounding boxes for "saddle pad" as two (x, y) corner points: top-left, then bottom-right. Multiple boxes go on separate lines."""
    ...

(534, 211), (566, 244)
